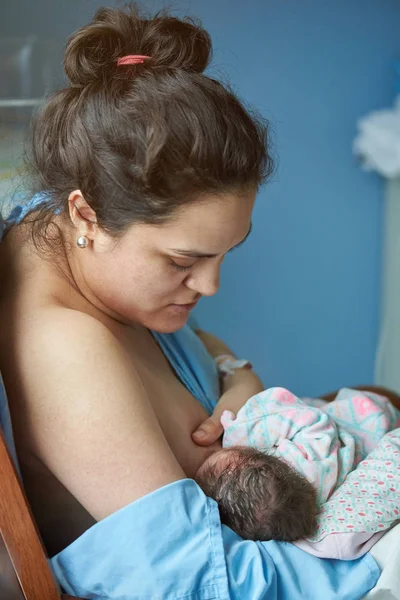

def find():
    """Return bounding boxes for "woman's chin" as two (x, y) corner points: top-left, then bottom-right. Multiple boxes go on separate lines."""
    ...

(143, 309), (191, 333)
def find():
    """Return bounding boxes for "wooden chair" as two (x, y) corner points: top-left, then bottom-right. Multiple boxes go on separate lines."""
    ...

(0, 426), (83, 599)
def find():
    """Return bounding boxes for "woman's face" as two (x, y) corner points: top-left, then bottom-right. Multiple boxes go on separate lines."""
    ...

(73, 190), (255, 332)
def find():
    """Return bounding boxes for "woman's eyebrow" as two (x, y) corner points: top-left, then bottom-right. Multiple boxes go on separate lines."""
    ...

(169, 223), (253, 258)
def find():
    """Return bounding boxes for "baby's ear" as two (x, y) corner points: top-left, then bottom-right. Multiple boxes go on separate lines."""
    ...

(220, 410), (236, 429)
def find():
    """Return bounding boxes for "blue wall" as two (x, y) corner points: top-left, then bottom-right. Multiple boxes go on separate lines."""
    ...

(189, 0), (400, 396)
(3, 0), (400, 395)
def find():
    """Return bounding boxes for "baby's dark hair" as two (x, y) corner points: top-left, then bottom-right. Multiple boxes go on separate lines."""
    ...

(25, 2), (273, 251)
(197, 446), (318, 542)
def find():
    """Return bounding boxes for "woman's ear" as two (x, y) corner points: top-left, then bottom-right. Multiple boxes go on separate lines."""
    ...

(68, 190), (98, 240)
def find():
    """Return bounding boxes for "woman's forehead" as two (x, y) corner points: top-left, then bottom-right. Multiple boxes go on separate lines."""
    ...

(120, 191), (255, 256)
(157, 192), (255, 249)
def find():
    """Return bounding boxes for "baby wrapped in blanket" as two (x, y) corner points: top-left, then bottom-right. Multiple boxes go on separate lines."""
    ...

(195, 387), (400, 558)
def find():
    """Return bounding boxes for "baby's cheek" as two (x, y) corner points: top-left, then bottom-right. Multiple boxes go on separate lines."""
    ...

(193, 461), (209, 484)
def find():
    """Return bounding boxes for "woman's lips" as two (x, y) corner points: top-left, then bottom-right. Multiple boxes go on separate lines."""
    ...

(169, 300), (198, 312)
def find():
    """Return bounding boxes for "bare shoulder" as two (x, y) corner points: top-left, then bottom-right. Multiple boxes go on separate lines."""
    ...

(17, 307), (134, 405)
(20, 306), (130, 378)
(14, 307), (185, 519)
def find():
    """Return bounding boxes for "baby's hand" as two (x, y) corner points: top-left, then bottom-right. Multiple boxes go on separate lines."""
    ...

(220, 410), (236, 429)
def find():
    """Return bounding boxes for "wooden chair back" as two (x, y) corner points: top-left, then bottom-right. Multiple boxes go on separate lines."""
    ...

(0, 427), (82, 599)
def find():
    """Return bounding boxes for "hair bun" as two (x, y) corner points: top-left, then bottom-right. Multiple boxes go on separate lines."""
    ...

(64, 4), (212, 87)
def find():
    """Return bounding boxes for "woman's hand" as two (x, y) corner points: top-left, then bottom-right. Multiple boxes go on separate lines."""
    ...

(192, 329), (264, 445)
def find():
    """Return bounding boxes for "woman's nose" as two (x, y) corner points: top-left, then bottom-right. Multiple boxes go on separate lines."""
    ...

(185, 262), (220, 297)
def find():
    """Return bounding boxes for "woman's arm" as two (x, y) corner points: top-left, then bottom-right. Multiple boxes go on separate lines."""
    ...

(19, 309), (185, 520)
(192, 330), (264, 445)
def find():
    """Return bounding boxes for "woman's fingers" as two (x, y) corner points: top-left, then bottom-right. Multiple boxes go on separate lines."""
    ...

(192, 416), (223, 446)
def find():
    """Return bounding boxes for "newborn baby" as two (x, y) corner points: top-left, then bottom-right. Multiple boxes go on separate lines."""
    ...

(194, 386), (400, 544)
(195, 445), (318, 542)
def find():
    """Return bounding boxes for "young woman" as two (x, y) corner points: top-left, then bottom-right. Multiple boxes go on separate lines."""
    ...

(0, 5), (380, 598)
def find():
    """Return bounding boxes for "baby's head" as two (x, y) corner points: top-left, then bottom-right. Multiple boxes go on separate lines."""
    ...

(195, 446), (318, 542)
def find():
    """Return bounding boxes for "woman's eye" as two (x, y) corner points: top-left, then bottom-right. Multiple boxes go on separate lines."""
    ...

(169, 259), (194, 272)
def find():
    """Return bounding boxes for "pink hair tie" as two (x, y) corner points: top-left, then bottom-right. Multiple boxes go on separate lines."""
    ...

(117, 55), (151, 66)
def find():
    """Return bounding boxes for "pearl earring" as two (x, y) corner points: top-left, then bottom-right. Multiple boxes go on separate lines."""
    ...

(77, 235), (88, 249)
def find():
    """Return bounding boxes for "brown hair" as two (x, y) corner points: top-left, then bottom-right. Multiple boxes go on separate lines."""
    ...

(196, 447), (318, 542)
(27, 3), (273, 245)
